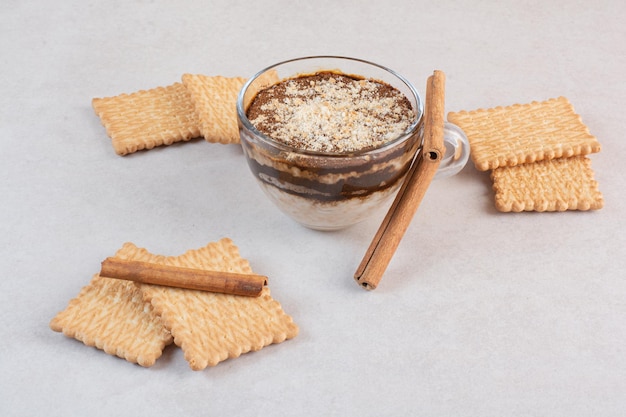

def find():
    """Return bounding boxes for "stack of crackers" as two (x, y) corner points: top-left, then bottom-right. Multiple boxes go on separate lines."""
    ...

(92, 74), (250, 155)
(448, 96), (604, 212)
(50, 238), (298, 370)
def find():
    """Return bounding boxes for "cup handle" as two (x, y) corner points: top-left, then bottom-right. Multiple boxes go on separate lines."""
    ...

(434, 122), (471, 179)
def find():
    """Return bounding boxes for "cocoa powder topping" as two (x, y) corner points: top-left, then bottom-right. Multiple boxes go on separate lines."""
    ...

(246, 72), (415, 153)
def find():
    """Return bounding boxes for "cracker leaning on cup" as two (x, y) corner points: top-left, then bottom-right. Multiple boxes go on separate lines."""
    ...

(448, 96), (604, 212)
(182, 74), (247, 144)
(50, 238), (298, 370)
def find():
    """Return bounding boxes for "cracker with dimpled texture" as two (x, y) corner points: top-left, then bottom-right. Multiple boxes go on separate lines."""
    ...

(490, 155), (604, 212)
(49, 274), (173, 367)
(182, 74), (247, 144)
(182, 71), (280, 144)
(114, 238), (299, 371)
(448, 97), (601, 171)
(92, 83), (201, 155)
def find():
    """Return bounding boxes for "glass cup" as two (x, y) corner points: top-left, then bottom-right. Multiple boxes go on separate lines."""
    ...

(237, 56), (469, 231)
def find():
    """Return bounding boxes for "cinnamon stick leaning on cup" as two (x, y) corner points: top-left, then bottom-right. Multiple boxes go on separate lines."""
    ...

(100, 257), (267, 297)
(354, 70), (447, 290)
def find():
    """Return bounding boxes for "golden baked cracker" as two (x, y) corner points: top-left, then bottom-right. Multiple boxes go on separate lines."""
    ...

(491, 155), (604, 212)
(448, 97), (601, 171)
(92, 83), (201, 155)
(113, 239), (299, 371)
(182, 74), (247, 144)
(50, 274), (173, 367)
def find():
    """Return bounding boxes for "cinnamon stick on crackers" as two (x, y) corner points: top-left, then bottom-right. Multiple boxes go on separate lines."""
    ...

(51, 238), (298, 370)
(354, 70), (446, 290)
(100, 257), (267, 297)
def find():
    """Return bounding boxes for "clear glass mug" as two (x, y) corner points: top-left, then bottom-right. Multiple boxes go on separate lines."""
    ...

(236, 56), (469, 231)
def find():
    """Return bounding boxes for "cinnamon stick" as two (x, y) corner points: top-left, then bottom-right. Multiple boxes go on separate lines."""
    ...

(354, 70), (447, 290)
(99, 257), (267, 297)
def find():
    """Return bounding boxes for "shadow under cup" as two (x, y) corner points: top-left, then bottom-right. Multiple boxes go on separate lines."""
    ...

(236, 56), (425, 231)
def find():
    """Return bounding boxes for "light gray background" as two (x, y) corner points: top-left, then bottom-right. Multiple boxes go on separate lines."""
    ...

(2, 1), (625, 416)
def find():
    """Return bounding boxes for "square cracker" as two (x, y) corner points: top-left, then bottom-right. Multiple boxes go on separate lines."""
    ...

(113, 238), (299, 371)
(182, 74), (247, 144)
(50, 274), (173, 367)
(92, 83), (201, 155)
(491, 155), (604, 212)
(448, 96), (601, 171)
